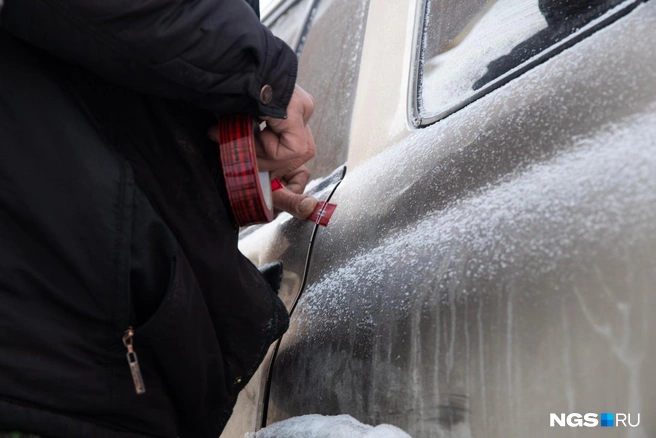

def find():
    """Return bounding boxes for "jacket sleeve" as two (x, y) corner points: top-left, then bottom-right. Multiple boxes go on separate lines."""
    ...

(0, 0), (297, 118)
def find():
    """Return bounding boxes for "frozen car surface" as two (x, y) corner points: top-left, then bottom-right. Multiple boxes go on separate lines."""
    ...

(222, 0), (656, 437)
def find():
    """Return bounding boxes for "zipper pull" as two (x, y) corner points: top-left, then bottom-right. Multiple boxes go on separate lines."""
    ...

(122, 327), (146, 395)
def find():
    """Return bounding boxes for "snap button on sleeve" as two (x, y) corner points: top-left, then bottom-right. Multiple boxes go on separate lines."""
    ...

(260, 85), (273, 105)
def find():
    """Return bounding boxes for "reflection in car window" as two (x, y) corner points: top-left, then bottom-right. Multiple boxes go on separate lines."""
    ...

(295, 0), (370, 179)
(418, 0), (628, 120)
(265, 0), (369, 179)
(260, 0), (281, 18)
(266, 0), (314, 53)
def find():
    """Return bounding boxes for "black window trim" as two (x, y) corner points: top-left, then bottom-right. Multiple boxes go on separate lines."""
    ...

(409, 0), (648, 128)
(261, 0), (293, 22)
(262, 0), (320, 55)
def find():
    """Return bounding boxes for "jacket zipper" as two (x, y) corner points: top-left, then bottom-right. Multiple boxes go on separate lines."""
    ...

(122, 326), (146, 395)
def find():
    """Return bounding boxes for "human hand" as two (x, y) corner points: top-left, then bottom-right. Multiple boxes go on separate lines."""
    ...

(207, 85), (318, 220)
(257, 85), (316, 177)
(259, 85), (317, 219)
(272, 165), (317, 220)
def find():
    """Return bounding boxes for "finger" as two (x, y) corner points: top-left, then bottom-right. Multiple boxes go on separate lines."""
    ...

(257, 127), (302, 161)
(281, 165), (311, 195)
(299, 87), (315, 125)
(273, 188), (318, 220)
(304, 125), (316, 161)
(256, 128), (311, 174)
(292, 85), (315, 125)
(254, 130), (288, 173)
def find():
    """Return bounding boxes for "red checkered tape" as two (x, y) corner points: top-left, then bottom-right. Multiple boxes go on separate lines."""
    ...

(271, 177), (284, 192)
(217, 115), (274, 226)
(308, 201), (337, 227)
(218, 115), (338, 227)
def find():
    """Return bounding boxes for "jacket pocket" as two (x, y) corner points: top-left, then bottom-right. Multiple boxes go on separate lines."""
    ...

(131, 247), (232, 438)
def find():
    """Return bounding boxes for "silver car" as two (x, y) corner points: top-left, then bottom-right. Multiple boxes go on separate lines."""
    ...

(223, 0), (656, 436)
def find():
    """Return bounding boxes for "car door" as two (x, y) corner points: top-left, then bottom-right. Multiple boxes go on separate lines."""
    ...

(220, 0), (371, 436)
(263, 0), (656, 437)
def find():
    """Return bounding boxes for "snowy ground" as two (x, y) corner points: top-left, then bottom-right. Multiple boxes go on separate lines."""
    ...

(245, 415), (412, 438)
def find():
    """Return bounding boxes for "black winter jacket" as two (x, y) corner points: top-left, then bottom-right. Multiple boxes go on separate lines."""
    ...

(0, 0), (297, 118)
(0, 0), (294, 437)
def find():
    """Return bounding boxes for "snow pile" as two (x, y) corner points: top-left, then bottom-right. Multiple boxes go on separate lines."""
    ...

(245, 415), (412, 438)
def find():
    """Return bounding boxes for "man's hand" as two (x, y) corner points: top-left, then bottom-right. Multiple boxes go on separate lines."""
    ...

(259, 85), (317, 219)
(257, 85), (316, 177)
(272, 165), (317, 220)
(208, 85), (318, 220)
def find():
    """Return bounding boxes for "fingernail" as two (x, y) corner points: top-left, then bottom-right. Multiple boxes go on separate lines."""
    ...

(299, 198), (317, 214)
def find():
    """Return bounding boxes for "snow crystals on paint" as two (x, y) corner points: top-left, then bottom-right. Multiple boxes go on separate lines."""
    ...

(299, 104), (656, 328)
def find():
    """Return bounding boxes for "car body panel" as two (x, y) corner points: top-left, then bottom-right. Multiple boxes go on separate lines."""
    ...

(263, 1), (656, 437)
(221, 0), (368, 433)
(292, 0), (370, 179)
(220, 167), (344, 437)
(223, 0), (656, 437)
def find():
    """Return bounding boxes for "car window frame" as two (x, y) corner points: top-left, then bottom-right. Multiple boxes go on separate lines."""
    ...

(409, 0), (649, 128)
(261, 0), (294, 22)
(263, 0), (320, 55)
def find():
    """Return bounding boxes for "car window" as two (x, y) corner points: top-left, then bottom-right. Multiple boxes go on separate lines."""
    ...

(417, 0), (636, 123)
(294, 0), (370, 179)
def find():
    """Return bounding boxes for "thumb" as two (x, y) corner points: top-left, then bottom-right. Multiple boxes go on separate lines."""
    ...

(273, 188), (318, 220)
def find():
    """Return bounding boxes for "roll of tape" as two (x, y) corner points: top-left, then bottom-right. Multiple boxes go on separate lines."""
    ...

(218, 115), (274, 227)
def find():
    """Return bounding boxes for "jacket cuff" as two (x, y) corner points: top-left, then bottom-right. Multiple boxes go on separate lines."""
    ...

(253, 30), (298, 119)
